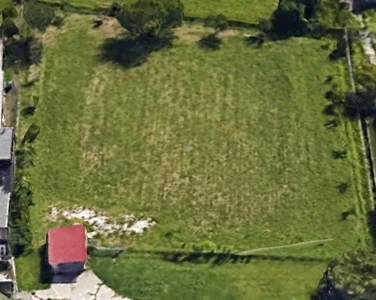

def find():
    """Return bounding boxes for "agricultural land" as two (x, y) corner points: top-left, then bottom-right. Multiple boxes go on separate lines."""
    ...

(7, 1), (375, 300)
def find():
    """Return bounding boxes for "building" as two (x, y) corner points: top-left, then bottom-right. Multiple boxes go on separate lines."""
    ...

(47, 224), (88, 275)
(0, 193), (10, 260)
(0, 128), (14, 166)
(353, 0), (376, 13)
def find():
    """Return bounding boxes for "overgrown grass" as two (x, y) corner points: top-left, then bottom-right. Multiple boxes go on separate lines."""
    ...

(17, 14), (372, 298)
(42, 0), (278, 22)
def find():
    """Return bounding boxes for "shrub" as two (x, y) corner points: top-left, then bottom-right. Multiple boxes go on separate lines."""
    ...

(198, 33), (222, 50)
(0, 18), (19, 38)
(258, 18), (273, 34)
(204, 14), (228, 32)
(1, 7), (17, 20)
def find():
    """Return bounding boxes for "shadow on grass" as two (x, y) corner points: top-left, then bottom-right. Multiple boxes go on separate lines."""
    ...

(368, 210), (376, 247)
(125, 248), (332, 266)
(165, 252), (331, 266)
(39, 244), (53, 285)
(323, 104), (337, 116)
(4, 37), (43, 70)
(97, 34), (175, 69)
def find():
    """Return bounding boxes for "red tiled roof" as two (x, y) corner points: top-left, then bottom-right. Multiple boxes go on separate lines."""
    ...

(47, 224), (87, 265)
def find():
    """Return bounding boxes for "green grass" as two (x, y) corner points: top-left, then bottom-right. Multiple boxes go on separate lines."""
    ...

(90, 254), (328, 300)
(43, 0), (278, 22)
(15, 250), (49, 291)
(16, 14), (372, 299)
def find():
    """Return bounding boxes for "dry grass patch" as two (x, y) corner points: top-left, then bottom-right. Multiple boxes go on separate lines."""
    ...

(88, 16), (126, 39)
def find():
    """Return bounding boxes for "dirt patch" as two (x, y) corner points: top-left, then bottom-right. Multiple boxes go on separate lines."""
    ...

(40, 25), (59, 48)
(89, 17), (127, 39)
(173, 25), (213, 42)
(218, 29), (239, 38)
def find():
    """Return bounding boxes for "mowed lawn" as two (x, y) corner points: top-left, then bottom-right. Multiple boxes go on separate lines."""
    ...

(44, 0), (278, 23)
(17, 14), (371, 299)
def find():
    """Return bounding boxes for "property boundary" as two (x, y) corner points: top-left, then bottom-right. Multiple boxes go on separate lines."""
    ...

(37, 0), (260, 29)
(344, 26), (376, 206)
(344, 28), (376, 203)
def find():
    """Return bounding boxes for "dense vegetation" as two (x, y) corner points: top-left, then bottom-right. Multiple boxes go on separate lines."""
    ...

(317, 249), (376, 300)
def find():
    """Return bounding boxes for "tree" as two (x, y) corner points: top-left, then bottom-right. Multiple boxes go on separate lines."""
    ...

(0, 18), (19, 38)
(23, 0), (54, 33)
(258, 18), (273, 34)
(317, 249), (376, 300)
(114, 0), (184, 38)
(204, 14), (228, 33)
(2, 7), (17, 20)
(343, 63), (376, 116)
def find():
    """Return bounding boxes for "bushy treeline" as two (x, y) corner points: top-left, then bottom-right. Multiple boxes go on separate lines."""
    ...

(10, 123), (40, 257)
(317, 249), (376, 300)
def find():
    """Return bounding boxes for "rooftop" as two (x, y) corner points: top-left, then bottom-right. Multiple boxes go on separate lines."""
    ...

(0, 194), (10, 228)
(47, 224), (87, 266)
(0, 128), (13, 161)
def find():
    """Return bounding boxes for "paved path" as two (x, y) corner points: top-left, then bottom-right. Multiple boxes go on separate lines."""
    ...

(16, 270), (131, 300)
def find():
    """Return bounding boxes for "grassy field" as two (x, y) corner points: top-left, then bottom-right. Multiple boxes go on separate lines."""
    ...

(42, 0), (278, 23)
(15, 13), (372, 299)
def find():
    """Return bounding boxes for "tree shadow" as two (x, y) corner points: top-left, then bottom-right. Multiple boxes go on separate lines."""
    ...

(332, 150), (347, 159)
(368, 210), (376, 247)
(324, 119), (339, 129)
(39, 244), (53, 284)
(97, 34), (175, 69)
(4, 37), (43, 70)
(159, 250), (331, 266)
(341, 208), (355, 220)
(198, 33), (222, 51)
(323, 104), (337, 116)
(20, 106), (36, 118)
(336, 182), (351, 194)
(21, 79), (38, 89)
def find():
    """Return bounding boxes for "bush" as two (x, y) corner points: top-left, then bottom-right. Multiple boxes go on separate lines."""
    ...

(51, 15), (65, 28)
(9, 124), (40, 257)
(258, 18), (273, 34)
(1, 7), (17, 20)
(0, 18), (19, 38)
(204, 14), (228, 32)
(107, 2), (122, 17)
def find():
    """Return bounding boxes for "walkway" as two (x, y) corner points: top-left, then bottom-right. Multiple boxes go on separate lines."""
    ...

(16, 270), (132, 300)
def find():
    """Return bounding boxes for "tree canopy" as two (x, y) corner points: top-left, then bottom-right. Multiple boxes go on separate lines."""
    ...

(260, 0), (359, 38)
(23, 0), (54, 33)
(317, 249), (376, 300)
(113, 0), (184, 38)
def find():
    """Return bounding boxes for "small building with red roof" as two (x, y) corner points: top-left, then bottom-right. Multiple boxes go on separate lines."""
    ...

(47, 224), (88, 274)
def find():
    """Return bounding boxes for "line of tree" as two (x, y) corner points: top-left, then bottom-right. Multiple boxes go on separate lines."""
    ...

(10, 123), (40, 257)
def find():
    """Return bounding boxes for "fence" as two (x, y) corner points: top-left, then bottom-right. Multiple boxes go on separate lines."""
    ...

(343, 27), (376, 209)
(0, 39), (5, 127)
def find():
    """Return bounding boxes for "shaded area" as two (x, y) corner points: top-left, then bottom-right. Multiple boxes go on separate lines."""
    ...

(123, 248), (332, 266)
(38, 244), (52, 285)
(97, 34), (175, 69)
(198, 33), (222, 51)
(4, 37), (43, 70)
(368, 210), (376, 247)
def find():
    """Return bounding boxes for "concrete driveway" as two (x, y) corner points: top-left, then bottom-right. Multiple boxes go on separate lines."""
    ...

(16, 270), (131, 300)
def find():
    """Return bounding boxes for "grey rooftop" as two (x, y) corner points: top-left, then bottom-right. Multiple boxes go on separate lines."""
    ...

(0, 193), (10, 228)
(0, 128), (13, 161)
